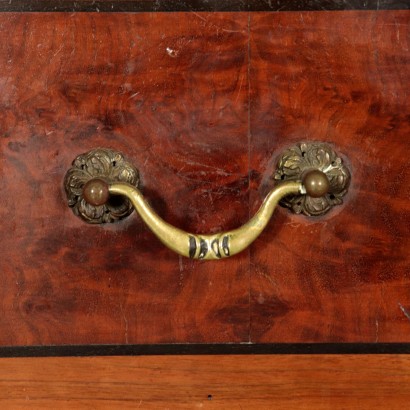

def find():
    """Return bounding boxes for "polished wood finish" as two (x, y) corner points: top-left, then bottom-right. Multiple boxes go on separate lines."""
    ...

(0, 355), (409, 408)
(249, 11), (410, 342)
(0, 11), (408, 346)
(0, 12), (250, 346)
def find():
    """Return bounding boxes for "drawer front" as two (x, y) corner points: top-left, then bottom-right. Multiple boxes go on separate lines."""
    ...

(0, 11), (408, 347)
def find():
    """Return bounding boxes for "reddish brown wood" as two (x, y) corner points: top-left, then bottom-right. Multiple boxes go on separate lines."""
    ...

(249, 11), (410, 342)
(0, 13), (250, 345)
(0, 355), (410, 408)
(0, 11), (409, 346)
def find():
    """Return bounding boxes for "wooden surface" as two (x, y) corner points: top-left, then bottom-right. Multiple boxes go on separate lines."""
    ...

(249, 11), (410, 342)
(0, 354), (409, 408)
(0, 11), (409, 346)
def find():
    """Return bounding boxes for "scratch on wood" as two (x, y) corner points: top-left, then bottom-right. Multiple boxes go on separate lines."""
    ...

(127, 92), (140, 101)
(398, 303), (410, 322)
(375, 319), (379, 343)
(192, 12), (207, 23)
(221, 28), (243, 34)
(235, 74), (244, 103)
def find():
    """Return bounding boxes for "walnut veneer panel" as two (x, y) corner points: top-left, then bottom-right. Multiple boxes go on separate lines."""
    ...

(0, 13), (250, 345)
(250, 11), (410, 342)
(0, 355), (410, 409)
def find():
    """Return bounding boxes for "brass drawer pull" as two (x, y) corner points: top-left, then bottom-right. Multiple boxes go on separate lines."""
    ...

(64, 142), (350, 260)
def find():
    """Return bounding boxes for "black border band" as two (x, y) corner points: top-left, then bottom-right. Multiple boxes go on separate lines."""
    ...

(0, 0), (408, 12)
(1, 343), (410, 357)
(0, 0), (408, 359)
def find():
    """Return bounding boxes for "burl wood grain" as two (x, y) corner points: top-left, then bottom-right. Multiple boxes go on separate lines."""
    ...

(249, 11), (410, 342)
(0, 11), (409, 346)
(1, 355), (410, 409)
(0, 13), (250, 345)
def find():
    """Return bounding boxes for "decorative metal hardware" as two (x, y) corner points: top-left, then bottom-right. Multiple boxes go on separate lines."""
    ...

(64, 148), (139, 223)
(274, 142), (350, 216)
(64, 143), (350, 259)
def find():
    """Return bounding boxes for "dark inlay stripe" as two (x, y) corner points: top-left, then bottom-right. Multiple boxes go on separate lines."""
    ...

(211, 239), (221, 258)
(198, 239), (208, 259)
(189, 236), (197, 259)
(222, 236), (230, 256)
(0, 344), (409, 357)
(0, 0), (408, 12)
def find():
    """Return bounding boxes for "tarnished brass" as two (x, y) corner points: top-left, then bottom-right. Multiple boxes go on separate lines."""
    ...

(64, 144), (350, 259)
(274, 142), (350, 216)
(64, 148), (139, 223)
(83, 178), (110, 206)
(302, 170), (330, 198)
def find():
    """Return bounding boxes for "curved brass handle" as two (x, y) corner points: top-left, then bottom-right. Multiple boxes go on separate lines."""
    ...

(80, 170), (327, 260)
(64, 143), (350, 260)
(87, 179), (302, 260)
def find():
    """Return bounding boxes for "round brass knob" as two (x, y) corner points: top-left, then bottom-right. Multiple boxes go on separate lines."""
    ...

(302, 170), (330, 198)
(83, 178), (110, 206)
(275, 142), (350, 215)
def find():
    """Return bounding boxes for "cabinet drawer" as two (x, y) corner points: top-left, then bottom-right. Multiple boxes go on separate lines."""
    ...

(0, 10), (409, 348)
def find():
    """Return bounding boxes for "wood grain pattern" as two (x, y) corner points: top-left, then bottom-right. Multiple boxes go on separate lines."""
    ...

(249, 11), (410, 342)
(0, 11), (409, 346)
(0, 354), (410, 408)
(0, 13), (250, 345)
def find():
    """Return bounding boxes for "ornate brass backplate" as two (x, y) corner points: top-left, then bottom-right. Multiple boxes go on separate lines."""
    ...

(64, 148), (139, 223)
(274, 142), (351, 216)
